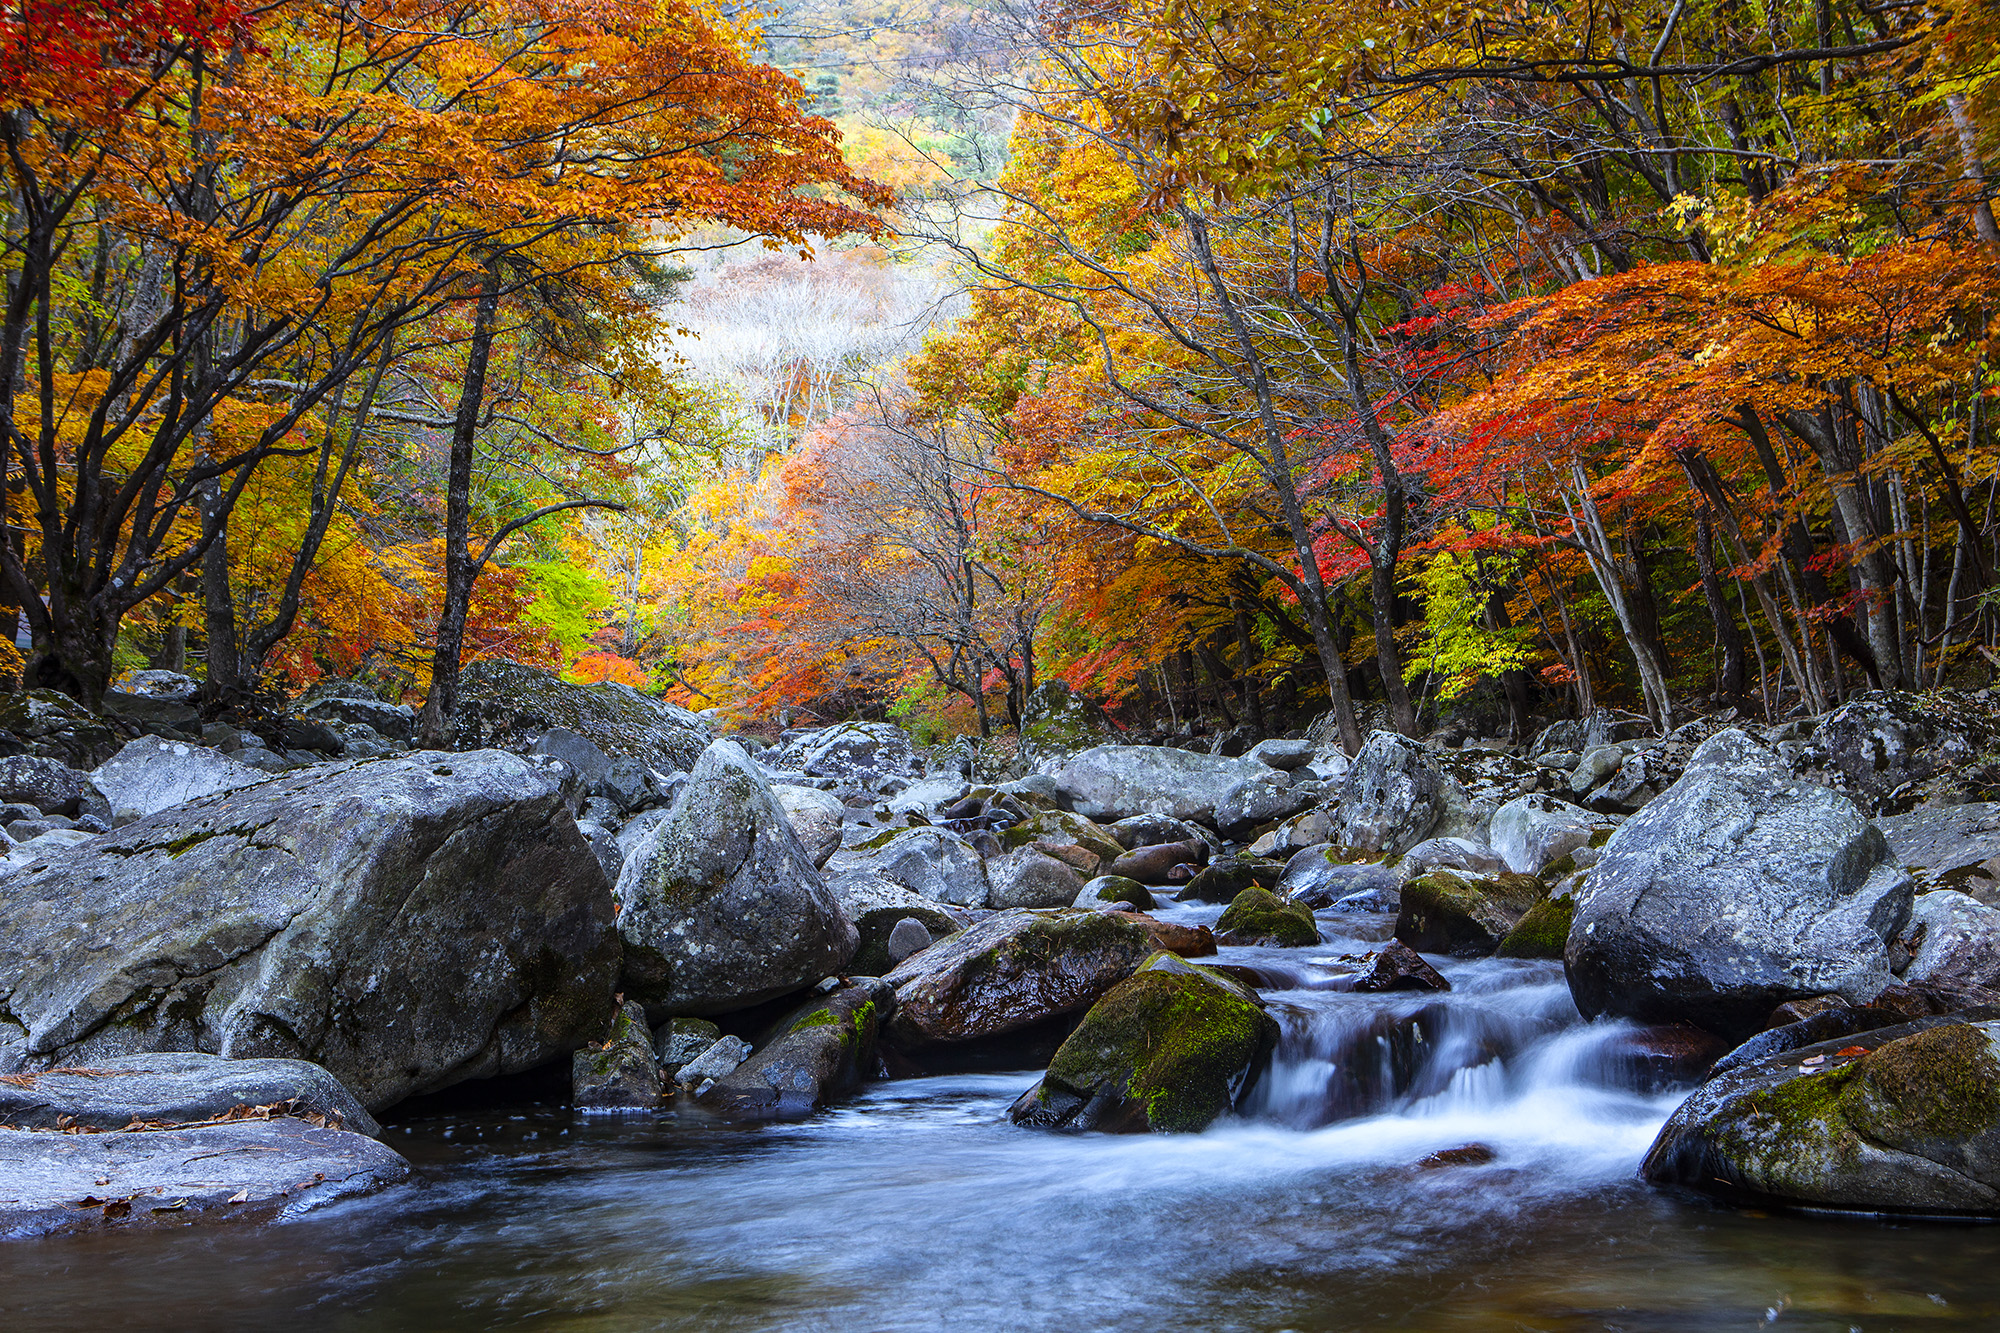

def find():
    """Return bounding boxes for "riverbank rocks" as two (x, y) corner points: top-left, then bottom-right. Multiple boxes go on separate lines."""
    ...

(90, 736), (269, 822)
(1076, 875), (1153, 911)
(845, 827), (989, 907)
(1008, 953), (1276, 1133)
(772, 785), (845, 868)
(1278, 847), (1402, 912)
(1876, 802), (2000, 897)
(450, 658), (710, 772)
(1397, 872), (1545, 958)
(1216, 888), (1321, 947)
(1104, 838), (1209, 885)
(770, 722), (915, 785)
(0, 1052), (378, 1135)
(1566, 729), (1913, 1039)
(1179, 855), (1284, 904)
(1352, 941), (1451, 993)
(1213, 772), (1321, 840)
(985, 846), (1084, 908)
(0, 750), (620, 1111)
(0, 1117), (412, 1238)
(882, 909), (1160, 1048)
(0, 690), (125, 768)
(1332, 732), (1443, 856)
(698, 979), (892, 1120)
(1017, 680), (1117, 772)
(850, 903), (967, 974)
(1643, 1014), (2000, 1213)
(616, 741), (857, 1017)
(1900, 891), (2000, 992)
(1048, 745), (1266, 827)
(573, 1001), (664, 1111)
(1819, 690), (2000, 814)
(0, 754), (90, 816)
(1489, 794), (1610, 877)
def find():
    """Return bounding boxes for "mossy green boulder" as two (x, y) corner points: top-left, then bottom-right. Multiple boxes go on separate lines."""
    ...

(1009, 953), (1278, 1132)
(1077, 875), (1155, 910)
(1215, 887), (1320, 947)
(1396, 871), (1546, 957)
(1179, 856), (1285, 904)
(1643, 1015), (2000, 1212)
(1496, 894), (1574, 959)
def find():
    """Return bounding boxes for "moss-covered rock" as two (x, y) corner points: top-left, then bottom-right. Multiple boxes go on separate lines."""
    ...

(697, 979), (892, 1120)
(1216, 887), (1320, 947)
(1643, 1014), (2000, 1212)
(1008, 953), (1277, 1132)
(1076, 875), (1154, 911)
(1496, 894), (1574, 959)
(572, 1000), (663, 1110)
(997, 808), (1124, 873)
(1179, 856), (1285, 904)
(1017, 680), (1116, 772)
(451, 658), (710, 771)
(1396, 871), (1545, 957)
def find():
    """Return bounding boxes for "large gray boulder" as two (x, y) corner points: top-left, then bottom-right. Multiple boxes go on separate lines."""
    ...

(0, 1117), (411, 1237)
(90, 736), (270, 822)
(1488, 793), (1608, 876)
(450, 658), (710, 772)
(985, 846), (1085, 908)
(1566, 729), (1913, 1039)
(769, 722), (915, 783)
(1048, 745), (1267, 827)
(1877, 802), (2000, 896)
(0, 754), (89, 816)
(0, 1051), (378, 1135)
(1901, 891), (2000, 992)
(843, 826), (988, 907)
(773, 784), (845, 868)
(0, 750), (621, 1111)
(297, 694), (416, 741)
(615, 741), (857, 1016)
(1332, 732), (1444, 855)
(1819, 690), (2000, 813)
(0, 689), (124, 768)
(1016, 680), (1116, 772)
(1643, 1014), (2000, 1213)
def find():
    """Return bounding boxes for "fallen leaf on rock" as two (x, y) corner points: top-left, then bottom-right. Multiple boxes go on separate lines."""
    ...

(1836, 1046), (1869, 1057)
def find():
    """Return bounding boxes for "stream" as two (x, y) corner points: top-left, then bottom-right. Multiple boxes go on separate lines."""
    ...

(3, 900), (1995, 1332)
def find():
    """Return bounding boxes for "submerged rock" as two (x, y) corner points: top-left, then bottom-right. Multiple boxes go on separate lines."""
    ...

(1215, 887), (1321, 948)
(572, 1001), (663, 1111)
(0, 1117), (412, 1238)
(1643, 1014), (2000, 1213)
(882, 909), (1159, 1048)
(1008, 954), (1276, 1133)
(0, 1052), (378, 1135)
(0, 750), (620, 1111)
(616, 740), (857, 1017)
(699, 979), (892, 1120)
(1566, 729), (1912, 1039)
(1396, 871), (1544, 957)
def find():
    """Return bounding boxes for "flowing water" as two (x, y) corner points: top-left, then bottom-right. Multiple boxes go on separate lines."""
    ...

(5, 900), (1998, 1332)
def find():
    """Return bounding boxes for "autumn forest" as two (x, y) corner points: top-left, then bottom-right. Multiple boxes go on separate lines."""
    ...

(12, 0), (2000, 749)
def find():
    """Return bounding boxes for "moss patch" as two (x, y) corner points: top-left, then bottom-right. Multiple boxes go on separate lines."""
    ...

(1216, 887), (1319, 947)
(1497, 894), (1574, 959)
(1398, 872), (1545, 958)
(1847, 1023), (2000, 1144)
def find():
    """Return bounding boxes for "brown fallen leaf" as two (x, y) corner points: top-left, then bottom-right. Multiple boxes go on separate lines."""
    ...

(1836, 1045), (1869, 1057)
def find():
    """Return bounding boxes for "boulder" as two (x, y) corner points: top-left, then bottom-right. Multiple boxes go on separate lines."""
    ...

(0, 750), (620, 1111)
(1215, 887), (1321, 947)
(451, 658), (711, 772)
(1212, 773), (1321, 839)
(1178, 855), (1285, 904)
(114, 669), (200, 702)
(1396, 836), (1505, 880)
(529, 727), (614, 786)
(698, 978), (892, 1119)
(1017, 680), (1117, 772)
(887, 917), (934, 963)
(1075, 875), (1154, 911)
(1048, 745), (1268, 827)
(986, 846), (1086, 909)
(883, 909), (1159, 1047)
(1331, 732), (1444, 856)
(850, 903), (967, 975)
(1277, 846), (1402, 912)
(1495, 894), (1575, 960)
(297, 694), (416, 742)
(0, 1052), (378, 1135)
(1642, 1014), (2000, 1212)
(0, 690), (124, 768)
(673, 1035), (750, 1089)
(1245, 738), (1315, 771)
(101, 691), (203, 741)
(846, 826), (989, 907)
(90, 737), (269, 822)
(572, 1000), (663, 1111)
(1566, 729), (1914, 1039)
(998, 807), (1123, 875)
(0, 1117), (411, 1238)
(1488, 793), (1609, 877)
(654, 1017), (721, 1080)
(1877, 802), (2000, 897)
(1900, 891), (2000, 992)
(769, 722), (916, 784)
(773, 784), (845, 869)
(0, 754), (88, 816)
(1396, 872), (1545, 958)
(1352, 940), (1451, 993)
(1103, 838), (1209, 885)
(1819, 690), (2000, 813)
(1106, 813), (1219, 852)
(1007, 953), (1276, 1133)
(616, 741), (857, 1017)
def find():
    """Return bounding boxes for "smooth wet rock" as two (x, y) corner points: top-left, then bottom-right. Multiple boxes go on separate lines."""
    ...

(1008, 954), (1276, 1133)
(0, 1052), (378, 1135)
(675, 1035), (751, 1089)
(1216, 887), (1320, 948)
(1178, 856), (1285, 904)
(1103, 838), (1208, 885)
(1566, 729), (1913, 1040)
(572, 1001), (663, 1110)
(451, 659), (711, 772)
(1352, 940), (1450, 993)
(773, 784), (846, 869)
(615, 740), (857, 1017)
(0, 1117), (412, 1238)
(1332, 732), (1444, 856)
(1877, 802), (2000, 897)
(1643, 1014), (2000, 1212)
(1075, 875), (1153, 911)
(1048, 745), (1267, 827)
(699, 979), (892, 1119)
(887, 916), (934, 964)
(1212, 773), (1320, 839)
(882, 909), (1159, 1048)
(849, 903), (968, 975)
(0, 750), (619, 1111)
(90, 737), (270, 822)
(1488, 793), (1608, 876)
(1604, 1024), (1732, 1092)
(1396, 872), (1544, 957)
(986, 846), (1086, 909)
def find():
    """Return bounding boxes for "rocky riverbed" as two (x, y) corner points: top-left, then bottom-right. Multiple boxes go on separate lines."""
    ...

(9, 669), (2000, 1325)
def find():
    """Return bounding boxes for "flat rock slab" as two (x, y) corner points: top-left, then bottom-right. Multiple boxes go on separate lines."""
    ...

(0, 1119), (411, 1239)
(0, 1053), (378, 1135)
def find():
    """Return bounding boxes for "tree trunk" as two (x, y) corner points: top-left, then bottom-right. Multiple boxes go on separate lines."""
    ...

(1693, 506), (1747, 705)
(418, 263), (502, 748)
